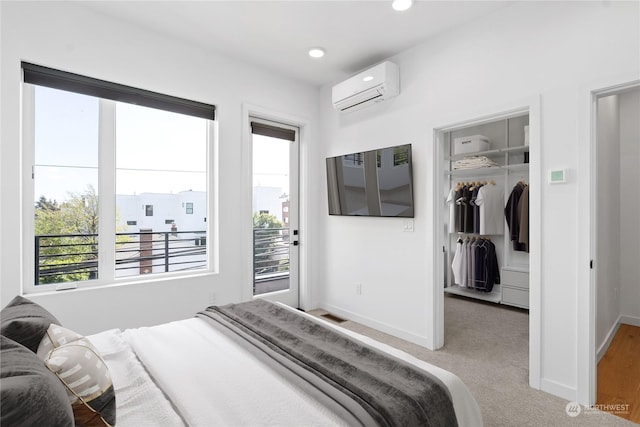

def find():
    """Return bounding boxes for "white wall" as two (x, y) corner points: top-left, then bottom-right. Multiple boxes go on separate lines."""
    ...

(314, 1), (639, 402)
(619, 90), (640, 323)
(595, 95), (621, 353)
(0, 1), (319, 334)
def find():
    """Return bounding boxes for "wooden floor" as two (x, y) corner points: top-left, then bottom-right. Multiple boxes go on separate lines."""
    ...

(597, 323), (640, 424)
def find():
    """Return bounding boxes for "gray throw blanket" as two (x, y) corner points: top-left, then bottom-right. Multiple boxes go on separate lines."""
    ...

(199, 300), (458, 427)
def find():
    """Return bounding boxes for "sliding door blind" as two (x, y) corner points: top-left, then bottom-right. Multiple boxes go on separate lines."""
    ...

(251, 121), (296, 141)
(22, 62), (215, 120)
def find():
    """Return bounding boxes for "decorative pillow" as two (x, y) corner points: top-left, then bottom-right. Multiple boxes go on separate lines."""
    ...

(0, 335), (74, 427)
(37, 324), (117, 426)
(1, 295), (61, 353)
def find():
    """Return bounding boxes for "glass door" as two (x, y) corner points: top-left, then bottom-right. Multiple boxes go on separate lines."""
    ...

(250, 118), (299, 307)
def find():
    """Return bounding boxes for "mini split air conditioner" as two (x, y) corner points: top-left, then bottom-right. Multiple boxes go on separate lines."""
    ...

(332, 61), (399, 112)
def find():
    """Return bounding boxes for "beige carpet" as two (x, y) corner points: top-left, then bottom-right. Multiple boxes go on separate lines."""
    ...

(309, 295), (636, 427)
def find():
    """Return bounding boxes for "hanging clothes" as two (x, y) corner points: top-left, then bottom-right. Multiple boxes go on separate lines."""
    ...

(462, 185), (474, 233)
(446, 188), (457, 234)
(454, 184), (475, 234)
(474, 183), (504, 235)
(454, 186), (465, 233)
(505, 182), (527, 251)
(452, 238), (463, 285)
(470, 184), (483, 234)
(472, 239), (500, 292)
(451, 237), (500, 292)
(468, 238), (477, 289)
(460, 238), (469, 287)
(518, 185), (530, 253)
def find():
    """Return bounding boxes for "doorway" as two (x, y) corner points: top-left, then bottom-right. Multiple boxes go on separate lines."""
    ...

(592, 85), (640, 422)
(432, 97), (542, 390)
(250, 117), (300, 308)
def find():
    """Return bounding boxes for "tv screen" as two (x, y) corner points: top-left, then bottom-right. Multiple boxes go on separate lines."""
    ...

(326, 144), (414, 217)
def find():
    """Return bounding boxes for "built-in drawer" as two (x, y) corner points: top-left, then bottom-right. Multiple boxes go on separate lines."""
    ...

(502, 286), (529, 309)
(501, 268), (529, 290)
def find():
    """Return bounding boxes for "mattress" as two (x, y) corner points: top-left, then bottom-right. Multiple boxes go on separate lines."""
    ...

(88, 302), (482, 426)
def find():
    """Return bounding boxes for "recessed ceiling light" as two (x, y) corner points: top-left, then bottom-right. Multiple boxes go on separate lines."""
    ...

(308, 47), (325, 58)
(363, 76), (374, 82)
(392, 0), (413, 12)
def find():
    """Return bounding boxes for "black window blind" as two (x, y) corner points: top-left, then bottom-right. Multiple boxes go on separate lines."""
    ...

(22, 62), (215, 120)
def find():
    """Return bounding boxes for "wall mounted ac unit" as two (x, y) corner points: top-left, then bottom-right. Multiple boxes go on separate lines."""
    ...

(332, 61), (399, 113)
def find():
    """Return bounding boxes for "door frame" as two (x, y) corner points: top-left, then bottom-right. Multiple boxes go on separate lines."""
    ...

(431, 95), (542, 390)
(577, 76), (640, 405)
(242, 104), (311, 309)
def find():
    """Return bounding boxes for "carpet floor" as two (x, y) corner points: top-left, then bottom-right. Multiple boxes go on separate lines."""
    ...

(310, 295), (636, 426)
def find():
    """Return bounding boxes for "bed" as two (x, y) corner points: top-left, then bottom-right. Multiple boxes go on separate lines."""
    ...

(1, 296), (482, 427)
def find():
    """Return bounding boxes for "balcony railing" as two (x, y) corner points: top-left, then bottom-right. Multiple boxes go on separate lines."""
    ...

(253, 227), (290, 282)
(35, 230), (206, 285)
(35, 228), (290, 286)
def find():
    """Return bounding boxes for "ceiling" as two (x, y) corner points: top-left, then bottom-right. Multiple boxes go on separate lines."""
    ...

(81, 1), (512, 87)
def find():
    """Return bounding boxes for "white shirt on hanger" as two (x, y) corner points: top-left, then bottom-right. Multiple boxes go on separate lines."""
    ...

(451, 239), (463, 285)
(460, 239), (469, 287)
(446, 188), (456, 234)
(474, 184), (504, 235)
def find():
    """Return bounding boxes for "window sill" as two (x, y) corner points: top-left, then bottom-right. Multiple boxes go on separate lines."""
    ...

(23, 270), (218, 297)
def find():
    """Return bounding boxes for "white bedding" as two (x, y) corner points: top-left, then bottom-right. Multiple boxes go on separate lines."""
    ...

(87, 329), (186, 426)
(90, 304), (482, 427)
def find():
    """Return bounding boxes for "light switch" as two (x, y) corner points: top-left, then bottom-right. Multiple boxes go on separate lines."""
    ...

(549, 169), (566, 184)
(403, 219), (414, 232)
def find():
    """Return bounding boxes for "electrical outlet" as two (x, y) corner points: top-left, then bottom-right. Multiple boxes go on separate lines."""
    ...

(355, 283), (362, 295)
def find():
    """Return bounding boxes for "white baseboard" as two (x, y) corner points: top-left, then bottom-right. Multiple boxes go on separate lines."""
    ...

(597, 314), (640, 362)
(320, 304), (430, 348)
(597, 319), (621, 362)
(540, 378), (576, 402)
(620, 314), (640, 327)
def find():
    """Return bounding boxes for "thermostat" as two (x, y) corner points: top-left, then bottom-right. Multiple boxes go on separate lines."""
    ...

(549, 169), (566, 184)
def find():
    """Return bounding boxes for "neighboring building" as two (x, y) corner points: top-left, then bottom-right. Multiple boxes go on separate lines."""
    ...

(115, 190), (207, 278)
(117, 190), (206, 234)
(281, 200), (289, 226)
(252, 186), (286, 223)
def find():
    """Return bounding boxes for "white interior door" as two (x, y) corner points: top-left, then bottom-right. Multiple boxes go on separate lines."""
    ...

(250, 118), (299, 308)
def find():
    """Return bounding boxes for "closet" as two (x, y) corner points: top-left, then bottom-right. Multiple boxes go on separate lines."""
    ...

(439, 112), (530, 309)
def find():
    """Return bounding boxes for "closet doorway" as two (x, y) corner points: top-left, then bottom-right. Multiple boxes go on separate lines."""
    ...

(592, 85), (640, 423)
(433, 97), (541, 390)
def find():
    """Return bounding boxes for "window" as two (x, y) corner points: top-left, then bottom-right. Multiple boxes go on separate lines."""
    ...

(164, 219), (174, 225)
(23, 62), (216, 290)
(393, 145), (410, 166)
(343, 152), (364, 167)
(186, 202), (193, 214)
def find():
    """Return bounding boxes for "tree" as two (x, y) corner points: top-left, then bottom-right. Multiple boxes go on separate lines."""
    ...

(34, 185), (128, 284)
(35, 186), (99, 284)
(253, 212), (284, 229)
(36, 196), (59, 211)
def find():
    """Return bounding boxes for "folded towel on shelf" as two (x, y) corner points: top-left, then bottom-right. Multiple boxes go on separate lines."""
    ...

(453, 156), (499, 170)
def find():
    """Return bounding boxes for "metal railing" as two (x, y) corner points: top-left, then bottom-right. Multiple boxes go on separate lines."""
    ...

(35, 228), (290, 286)
(35, 230), (206, 285)
(253, 227), (290, 282)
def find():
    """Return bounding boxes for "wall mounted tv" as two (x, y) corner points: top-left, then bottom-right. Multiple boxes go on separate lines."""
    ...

(326, 144), (414, 217)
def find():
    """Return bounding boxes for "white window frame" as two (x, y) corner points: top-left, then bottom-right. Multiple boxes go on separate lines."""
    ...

(22, 84), (217, 294)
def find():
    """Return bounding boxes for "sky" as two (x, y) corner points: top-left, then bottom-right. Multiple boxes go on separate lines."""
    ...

(33, 86), (289, 206)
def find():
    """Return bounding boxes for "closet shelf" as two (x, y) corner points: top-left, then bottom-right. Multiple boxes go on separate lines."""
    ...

(444, 284), (502, 303)
(445, 145), (529, 161)
(446, 162), (529, 177)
